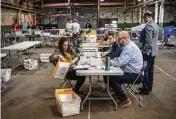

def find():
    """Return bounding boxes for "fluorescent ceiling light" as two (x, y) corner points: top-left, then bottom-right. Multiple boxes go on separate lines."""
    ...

(112, 21), (117, 24)
(100, 0), (104, 2)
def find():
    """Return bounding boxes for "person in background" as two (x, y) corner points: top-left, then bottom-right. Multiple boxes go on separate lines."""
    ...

(27, 21), (33, 30)
(85, 20), (92, 29)
(102, 31), (143, 108)
(11, 19), (20, 42)
(100, 31), (122, 91)
(11, 19), (20, 32)
(100, 31), (122, 59)
(49, 37), (86, 94)
(70, 33), (81, 54)
(21, 19), (28, 33)
(66, 18), (73, 33)
(101, 29), (111, 51)
(139, 11), (159, 95)
(103, 29), (109, 41)
(72, 19), (80, 35)
(79, 30), (86, 41)
(169, 20), (175, 26)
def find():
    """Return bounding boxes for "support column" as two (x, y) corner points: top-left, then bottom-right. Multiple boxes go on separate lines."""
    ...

(143, 0), (147, 13)
(139, 8), (142, 23)
(68, 0), (71, 19)
(18, 9), (21, 25)
(154, 1), (159, 24)
(41, 0), (44, 11)
(33, 13), (36, 25)
(124, 0), (127, 23)
(159, 0), (165, 28)
(132, 11), (134, 23)
(97, 0), (100, 28)
(132, 0), (136, 23)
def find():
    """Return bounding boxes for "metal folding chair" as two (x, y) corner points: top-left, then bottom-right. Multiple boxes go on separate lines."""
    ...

(1, 76), (7, 92)
(58, 78), (73, 89)
(58, 68), (75, 89)
(122, 61), (147, 107)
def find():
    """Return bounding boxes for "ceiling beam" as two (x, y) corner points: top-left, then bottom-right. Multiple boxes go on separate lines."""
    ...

(1, 2), (41, 13)
(100, 2), (133, 6)
(47, 14), (70, 16)
(73, 2), (97, 6)
(42, 2), (134, 8)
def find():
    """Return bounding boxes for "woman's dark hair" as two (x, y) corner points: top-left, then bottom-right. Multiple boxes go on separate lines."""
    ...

(58, 37), (71, 55)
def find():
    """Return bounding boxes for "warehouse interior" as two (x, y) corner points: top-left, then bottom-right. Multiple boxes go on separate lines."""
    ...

(1, 0), (176, 119)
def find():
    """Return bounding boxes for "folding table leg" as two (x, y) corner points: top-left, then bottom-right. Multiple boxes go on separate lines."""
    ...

(81, 76), (91, 111)
(107, 76), (117, 110)
(14, 50), (23, 65)
(1, 83), (7, 92)
(33, 45), (40, 58)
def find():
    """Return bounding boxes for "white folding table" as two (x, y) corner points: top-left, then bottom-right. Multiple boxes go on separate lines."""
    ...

(76, 52), (124, 110)
(1, 41), (42, 64)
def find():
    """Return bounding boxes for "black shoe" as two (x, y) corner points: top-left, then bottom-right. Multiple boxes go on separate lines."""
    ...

(111, 93), (119, 99)
(73, 89), (85, 95)
(138, 91), (150, 95)
(78, 91), (85, 95)
(138, 87), (143, 91)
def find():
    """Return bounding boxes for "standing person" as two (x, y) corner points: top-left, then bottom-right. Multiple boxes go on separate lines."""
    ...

(85, 20), (92, 29)
(103, 29), (109, 41)
(66, 19), (73, 33)
(21, 19), (28, 33)
(11, 19), (20, 32)
(11, 19), (20, 42)
(139, 11), (159, 95)
(72, 19), (80, 35)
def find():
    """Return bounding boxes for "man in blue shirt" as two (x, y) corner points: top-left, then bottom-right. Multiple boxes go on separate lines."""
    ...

(103, 31), (143, 108)
(100, 31), (122, 59)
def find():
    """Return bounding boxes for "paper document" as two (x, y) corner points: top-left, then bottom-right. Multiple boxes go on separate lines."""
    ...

(54, 62), (70, 79)
(59, 94), (73, 102)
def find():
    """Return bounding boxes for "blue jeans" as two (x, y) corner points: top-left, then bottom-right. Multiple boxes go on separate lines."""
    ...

(110, 73), (142, 101)
(142, 54), (155, 92)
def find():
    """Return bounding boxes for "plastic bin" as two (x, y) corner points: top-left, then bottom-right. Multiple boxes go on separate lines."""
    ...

(23, 59), (38, 70)
(40, 54), (52, 62)
(55, 89), (81, 117)
(1, 69), (11, 82)
(98, 29), (104, 34)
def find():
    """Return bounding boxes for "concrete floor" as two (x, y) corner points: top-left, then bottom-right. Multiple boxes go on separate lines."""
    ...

(1, 47), (176, 119)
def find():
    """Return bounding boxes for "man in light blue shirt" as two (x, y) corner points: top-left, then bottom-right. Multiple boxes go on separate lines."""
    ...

(103, 31), (143, 108)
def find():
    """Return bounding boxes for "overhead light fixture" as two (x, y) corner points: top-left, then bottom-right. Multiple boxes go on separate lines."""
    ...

(112, 21), (117, 24)
(100, 0), (104, 2)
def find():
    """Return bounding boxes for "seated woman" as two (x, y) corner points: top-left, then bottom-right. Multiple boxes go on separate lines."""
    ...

(49, 37), (85, 94)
